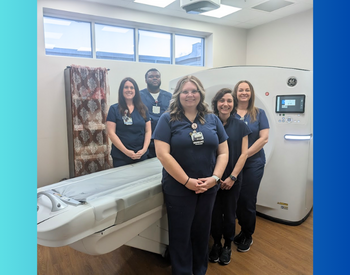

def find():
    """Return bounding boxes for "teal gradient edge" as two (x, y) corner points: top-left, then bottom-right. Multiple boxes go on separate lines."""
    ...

(0, 1), (37, 274)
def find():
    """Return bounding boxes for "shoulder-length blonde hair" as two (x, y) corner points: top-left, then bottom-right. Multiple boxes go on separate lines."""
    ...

(168, 75), (210, 124)
(233, 80), (259, 122)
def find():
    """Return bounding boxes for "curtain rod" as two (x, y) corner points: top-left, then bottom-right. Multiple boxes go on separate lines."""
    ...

(66, 66), (110, 71)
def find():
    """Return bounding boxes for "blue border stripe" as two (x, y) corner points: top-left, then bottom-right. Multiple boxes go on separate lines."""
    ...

(314, 2), (348, 274)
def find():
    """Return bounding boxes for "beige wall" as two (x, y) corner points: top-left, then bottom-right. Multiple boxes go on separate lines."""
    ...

(37, 0), (313, 187)
(246, 9), (313, 71)
(37, 0), (247, 187)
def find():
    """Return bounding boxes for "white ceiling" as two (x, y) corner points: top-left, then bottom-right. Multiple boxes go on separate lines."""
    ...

(79, 0), (313, 29)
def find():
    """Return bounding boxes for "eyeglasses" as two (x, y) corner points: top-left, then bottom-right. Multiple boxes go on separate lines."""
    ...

(181, 90), (199, 95)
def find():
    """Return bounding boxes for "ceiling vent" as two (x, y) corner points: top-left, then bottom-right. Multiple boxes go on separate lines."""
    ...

(252, 0), (294, 12)
(180, 0), (221, 14)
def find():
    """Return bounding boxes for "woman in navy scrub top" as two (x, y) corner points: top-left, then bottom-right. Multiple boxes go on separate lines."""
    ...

(106, 77), (151, 168)
(153, 75), (229, 275)
(232, 80), (269, 253)
(209, 88), (251, 265)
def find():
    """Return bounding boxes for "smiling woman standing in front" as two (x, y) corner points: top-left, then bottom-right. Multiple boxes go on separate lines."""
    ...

(153, 75), (229, 275)
(106, 77), (151, 168)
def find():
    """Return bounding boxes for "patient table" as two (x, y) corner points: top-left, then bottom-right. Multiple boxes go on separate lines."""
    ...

(37, 158), (169, 256)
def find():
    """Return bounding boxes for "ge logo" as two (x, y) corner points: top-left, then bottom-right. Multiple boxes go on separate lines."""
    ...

(287, 77), (297, 87)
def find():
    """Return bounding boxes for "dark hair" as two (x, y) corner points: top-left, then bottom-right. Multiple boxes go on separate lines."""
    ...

(118, 77), (148, 119)
(145, 68), (160, 79)
(232, 80), (259, 122)
(211, 88), (235, 116)
(168, 75), (209, 124)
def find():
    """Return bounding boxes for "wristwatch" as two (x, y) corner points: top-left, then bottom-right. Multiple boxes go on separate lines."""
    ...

(212, 175), (220, 184)
(229, 174), (237, 181)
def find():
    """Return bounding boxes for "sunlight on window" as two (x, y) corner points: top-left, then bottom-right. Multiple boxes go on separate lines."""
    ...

(43, 16), (92, 58)
(175, 35), (204, 66)
(139, 30), (171, 64)
(42, 15), (205, 66)
(95, 24), (135, 61)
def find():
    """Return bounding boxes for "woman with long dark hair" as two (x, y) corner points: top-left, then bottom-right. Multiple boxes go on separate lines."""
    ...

(106, 77), (151, 167)
(209, 88), (251, 265)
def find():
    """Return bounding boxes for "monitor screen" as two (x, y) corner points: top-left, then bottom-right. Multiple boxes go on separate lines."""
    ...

(276, 94), (305, 113)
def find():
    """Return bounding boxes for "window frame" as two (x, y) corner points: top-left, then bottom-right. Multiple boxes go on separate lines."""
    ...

(43, 16), (93, 58)
(174, 34), (205, 67)
(42, 9), (209, 67)
(138, 29), (173, 65)
(95, 23), (136, 62)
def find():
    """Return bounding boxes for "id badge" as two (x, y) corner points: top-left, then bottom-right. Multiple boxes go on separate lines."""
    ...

(191, 131), (204, 145)
(152, 106), (160, 114)
(123, 116), (133, 125)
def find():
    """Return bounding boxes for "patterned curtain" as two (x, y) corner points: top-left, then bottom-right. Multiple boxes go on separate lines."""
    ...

(69, 65), (112, 177)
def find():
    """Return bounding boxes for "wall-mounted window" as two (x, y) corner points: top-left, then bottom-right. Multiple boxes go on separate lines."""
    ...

(139, 30), (171, 64)
(95, 24), (135, 61)
(43, 17), (92, 58)
(175, 35), (204, 66)
(43, 15), (205, 67)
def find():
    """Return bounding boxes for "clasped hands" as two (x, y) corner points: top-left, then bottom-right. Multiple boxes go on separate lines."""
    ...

(126, 149), (146, 160)
(220, 177), (235, 191)
(187, 177), (235, 194)
(186, 177), (217, 194)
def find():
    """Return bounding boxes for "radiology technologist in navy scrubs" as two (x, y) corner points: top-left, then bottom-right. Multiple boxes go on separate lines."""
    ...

(232, 80), (269, 253)
(209, 88), (251, 265)
(140, 68), (172, 158)
(106, 77), (151, 168)
(153, 75), (229, 275)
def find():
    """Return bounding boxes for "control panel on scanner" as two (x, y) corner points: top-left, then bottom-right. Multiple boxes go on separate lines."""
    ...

(275, 94), (306, 124)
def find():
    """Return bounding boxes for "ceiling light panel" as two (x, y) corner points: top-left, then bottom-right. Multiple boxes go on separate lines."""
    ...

(201, 4), (241, 18)
(252, 0), (294, 12)
(134, 0), (176, 8)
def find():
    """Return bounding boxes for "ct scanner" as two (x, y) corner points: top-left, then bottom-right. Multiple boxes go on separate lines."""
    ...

(37, 66), (313, 256)
(169, 66), (313, 225)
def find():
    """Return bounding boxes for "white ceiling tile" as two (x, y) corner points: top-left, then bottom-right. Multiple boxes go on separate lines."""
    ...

(77, 0), (313, 29)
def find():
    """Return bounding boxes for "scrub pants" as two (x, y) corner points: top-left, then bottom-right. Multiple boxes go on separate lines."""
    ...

(211, 178), (242, 245)
(164, 190), (217, 275)
(112, 155), (147, 168)
(236, 165), (265, 238)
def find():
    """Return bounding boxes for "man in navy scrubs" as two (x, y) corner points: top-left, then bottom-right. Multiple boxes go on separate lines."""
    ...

(140, 68), (172, 158)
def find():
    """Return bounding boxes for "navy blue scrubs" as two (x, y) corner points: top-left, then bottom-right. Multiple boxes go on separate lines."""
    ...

(235, 108), (269, 237)
(211, 115), (251, 245)
(153, 112), (228, 275)
(106, 103), (150, 167)
(140, 88), (172, 158)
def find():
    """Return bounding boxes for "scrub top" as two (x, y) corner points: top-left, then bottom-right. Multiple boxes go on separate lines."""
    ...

(235, 108), (269, 167)
(153, 112), (228, 196)
(106, 103), (150, 162)
(140, 89), (172, 132)
(223, 115), (252, 180)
